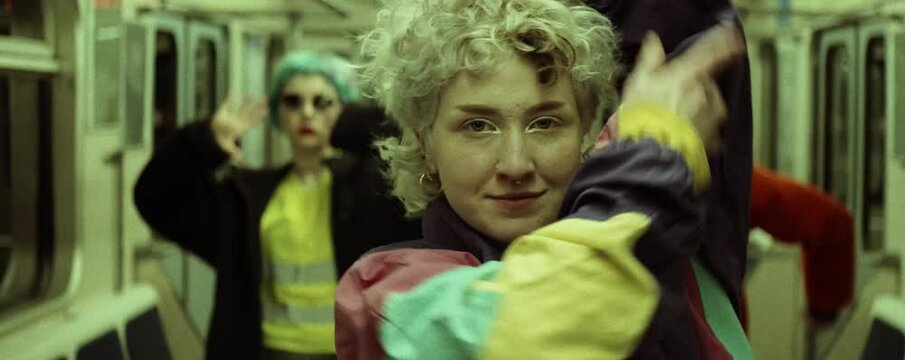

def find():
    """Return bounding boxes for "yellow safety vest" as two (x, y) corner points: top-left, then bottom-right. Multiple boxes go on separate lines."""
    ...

(259, 169), (336, 354)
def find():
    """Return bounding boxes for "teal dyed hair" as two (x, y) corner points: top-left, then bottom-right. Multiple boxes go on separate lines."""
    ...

(268, 50), (361, 127)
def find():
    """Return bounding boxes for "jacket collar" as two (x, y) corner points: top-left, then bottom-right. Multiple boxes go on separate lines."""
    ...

(421, 196), (506, 262)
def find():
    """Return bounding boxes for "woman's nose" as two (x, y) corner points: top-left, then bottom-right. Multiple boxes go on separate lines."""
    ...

(494, 133), (535, 184)
(301, 101), (316, 119)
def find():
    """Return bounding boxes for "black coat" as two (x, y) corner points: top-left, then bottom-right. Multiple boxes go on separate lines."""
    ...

(134, 109), (421, 359)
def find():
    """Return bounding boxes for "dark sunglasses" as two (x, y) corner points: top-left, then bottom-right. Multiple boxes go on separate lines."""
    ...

(280, 94), (336, 112)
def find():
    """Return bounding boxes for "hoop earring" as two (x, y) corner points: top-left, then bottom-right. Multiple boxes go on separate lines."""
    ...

(419, 173), (434, 186)
(419, 172), (442, 195)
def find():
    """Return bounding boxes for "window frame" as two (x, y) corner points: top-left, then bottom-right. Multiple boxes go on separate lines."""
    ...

(0, 0), (80, 335)
(815, 28), (857, 210)
(858, 32), (886, 252)
(0, 0), (56, 308)
(122, 21), (154, 149)
(152, 15), (189, 129)
(186, 20), (227, 124)
(91, 7), (124, 129)
(855, 22), (897, 255)
(0, 74), (53, 309)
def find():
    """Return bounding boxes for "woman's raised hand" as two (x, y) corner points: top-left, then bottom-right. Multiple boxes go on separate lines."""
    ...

(621, 23), (745, 153)
(210, 95), (269, 163)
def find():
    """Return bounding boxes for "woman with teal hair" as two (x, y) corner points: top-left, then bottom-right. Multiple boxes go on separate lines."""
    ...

(134, 50), (419, 359)
(266, 51), (361, 128)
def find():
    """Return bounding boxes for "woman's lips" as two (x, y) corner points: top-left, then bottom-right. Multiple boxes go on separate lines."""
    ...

(297, 126), (316, 136)
(488, 191), (546, 211)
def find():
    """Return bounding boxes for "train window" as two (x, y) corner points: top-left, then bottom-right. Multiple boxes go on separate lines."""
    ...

(759, 43), (779, 169)
(154, 32), (178, 149)
(264, 37), (286, 164)
(94, 9), (122, 127)
(194, 39), (216, 121)
(124, 24), (148, 146)
(266, 37), (285, 91)
(0, 74), (55, 309)
(863, 37), (886, 251)
(823, 45), (852, 204)
(0, 0), (44, 39)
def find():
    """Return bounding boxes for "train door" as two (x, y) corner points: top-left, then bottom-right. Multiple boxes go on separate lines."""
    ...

(859, 21), (905, 301)
(809, 21), (905, 359)
(856, 21), (905, 298)
(811, 27), (859, 360)
(816, 21), (903, 306)
(855, 21), (896, 272)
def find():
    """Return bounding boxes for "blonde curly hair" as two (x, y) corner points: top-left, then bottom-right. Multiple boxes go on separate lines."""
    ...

(360, 0), (622, 215)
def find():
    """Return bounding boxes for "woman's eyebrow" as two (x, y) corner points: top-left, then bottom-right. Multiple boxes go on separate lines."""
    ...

(525, 100), (565, 114)
(454, 104), (499, 117)
(453, 100), (565, 117)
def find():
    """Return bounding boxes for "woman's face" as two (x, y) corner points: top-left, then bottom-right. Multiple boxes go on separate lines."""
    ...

(426, 53), (586, 243)
(278, 74), (343, 153)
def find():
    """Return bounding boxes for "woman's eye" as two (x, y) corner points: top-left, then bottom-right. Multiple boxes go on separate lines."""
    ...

(528, 117), (559, 131)
(313, 95), (335, 110)
(464, 119), (497, 133)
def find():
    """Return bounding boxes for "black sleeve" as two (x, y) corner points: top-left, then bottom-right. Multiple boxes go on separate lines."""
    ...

(330, 103), (399, 156)
(561, 138), (706, 359)
(133, 121), (240, 265)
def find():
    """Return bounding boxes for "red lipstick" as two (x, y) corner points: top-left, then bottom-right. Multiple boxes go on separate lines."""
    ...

(298, 126), (316, 136)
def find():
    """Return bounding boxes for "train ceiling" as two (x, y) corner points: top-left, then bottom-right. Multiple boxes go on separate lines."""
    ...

(140, 0), (380, 33)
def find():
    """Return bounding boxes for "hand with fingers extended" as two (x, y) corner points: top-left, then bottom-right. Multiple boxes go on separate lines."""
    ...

(210, 96), (269, 164)
(621, 23), (745, 153)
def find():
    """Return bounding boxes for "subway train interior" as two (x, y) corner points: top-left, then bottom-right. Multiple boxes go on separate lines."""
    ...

(0, 0), (904, 359)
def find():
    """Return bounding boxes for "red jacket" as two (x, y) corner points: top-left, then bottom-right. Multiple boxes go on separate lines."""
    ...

(749, 166), (854, 318)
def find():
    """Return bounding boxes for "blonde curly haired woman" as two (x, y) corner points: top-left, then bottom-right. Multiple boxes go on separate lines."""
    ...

(335, 0), (750, 358)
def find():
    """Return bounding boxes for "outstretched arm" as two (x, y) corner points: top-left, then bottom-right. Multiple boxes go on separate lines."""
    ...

(750, 166), (854, 318)
(134, 97), (268, 264)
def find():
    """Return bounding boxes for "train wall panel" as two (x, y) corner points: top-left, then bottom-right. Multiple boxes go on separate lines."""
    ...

(896, 32), (905, 162)
(888, 161), (905, 299)
(890, 28), (905, 298)
(775, 34), (815, 181)
(79, 131), (126, 296)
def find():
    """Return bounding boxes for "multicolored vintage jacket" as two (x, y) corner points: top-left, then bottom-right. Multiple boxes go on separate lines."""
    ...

(334, 105), (755, 359)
